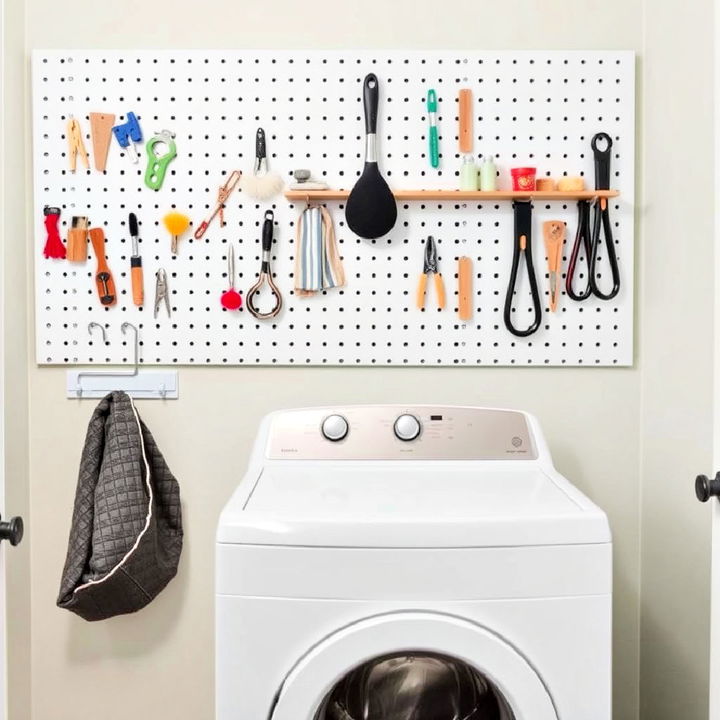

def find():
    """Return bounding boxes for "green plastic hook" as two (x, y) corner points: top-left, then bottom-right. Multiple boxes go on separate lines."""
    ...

(145, 130), (177, 191)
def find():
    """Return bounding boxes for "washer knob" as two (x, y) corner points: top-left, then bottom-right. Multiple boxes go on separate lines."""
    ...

(394, 414), (422, 442)
(321, 414), (349, 442)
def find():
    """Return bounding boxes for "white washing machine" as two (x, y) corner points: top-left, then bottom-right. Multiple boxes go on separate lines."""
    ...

(216, 406), (612, 720)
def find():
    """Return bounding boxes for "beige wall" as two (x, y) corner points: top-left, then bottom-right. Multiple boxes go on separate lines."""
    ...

(3, 1), (709, 720)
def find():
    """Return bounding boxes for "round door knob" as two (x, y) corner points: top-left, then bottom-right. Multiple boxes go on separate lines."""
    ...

(696, 473), (720, 503)
(0, 514), (23, 547)
(394, 414), (422, 442)
(321, 414), (349, 442)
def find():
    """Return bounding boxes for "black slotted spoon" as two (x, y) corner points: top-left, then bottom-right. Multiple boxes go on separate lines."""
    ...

(345, 73), (397, 240)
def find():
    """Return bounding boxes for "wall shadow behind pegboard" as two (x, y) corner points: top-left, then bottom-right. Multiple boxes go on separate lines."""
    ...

(32, 50), (635, 366)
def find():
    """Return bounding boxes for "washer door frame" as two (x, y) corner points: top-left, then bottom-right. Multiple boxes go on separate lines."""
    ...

(270, 611), (558, 720)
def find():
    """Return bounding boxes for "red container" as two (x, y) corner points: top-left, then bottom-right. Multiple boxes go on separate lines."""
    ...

(511, 167), (537, 191)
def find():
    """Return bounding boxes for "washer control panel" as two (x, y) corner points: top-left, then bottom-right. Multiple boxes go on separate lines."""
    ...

(267, 406), (537, 460)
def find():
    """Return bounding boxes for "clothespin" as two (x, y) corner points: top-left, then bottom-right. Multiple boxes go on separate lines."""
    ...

(543, 221), (566, 312)
(67, 116), (89, 173)
(112, 112), (143, 164)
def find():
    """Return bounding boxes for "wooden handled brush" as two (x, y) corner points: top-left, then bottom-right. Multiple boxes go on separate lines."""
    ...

(88, 228), (116, 306)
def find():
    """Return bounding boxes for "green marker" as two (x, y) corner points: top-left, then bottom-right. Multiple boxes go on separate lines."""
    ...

(427, 89), (439, 168)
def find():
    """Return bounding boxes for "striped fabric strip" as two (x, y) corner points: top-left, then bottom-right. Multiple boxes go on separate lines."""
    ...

(294, 205), (345, 296)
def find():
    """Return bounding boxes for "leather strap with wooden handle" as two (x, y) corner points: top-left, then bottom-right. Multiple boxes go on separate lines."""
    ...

(88, 228), (116, 306)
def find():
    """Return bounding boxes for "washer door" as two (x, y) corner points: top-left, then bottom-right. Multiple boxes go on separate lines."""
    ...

(270, 612), (558, 720)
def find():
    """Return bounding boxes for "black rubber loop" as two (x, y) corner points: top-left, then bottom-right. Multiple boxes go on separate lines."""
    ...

(504, 202), (542, 337)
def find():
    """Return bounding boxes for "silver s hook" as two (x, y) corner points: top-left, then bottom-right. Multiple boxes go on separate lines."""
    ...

(120, 322), (139, 376)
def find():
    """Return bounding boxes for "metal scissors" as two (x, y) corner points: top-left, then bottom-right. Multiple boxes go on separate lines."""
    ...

(416, 236), (445, 310)
(154, 268), (171, 318)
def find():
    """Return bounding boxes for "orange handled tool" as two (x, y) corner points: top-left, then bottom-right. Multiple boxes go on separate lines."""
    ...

(128, 212), (143, 307)
(458, 256), (473, 321)
(416, 236), (445, 311)
(458, 89), (473, 153)
(88, 227), (116, 306)
(543, 220), (565, 312)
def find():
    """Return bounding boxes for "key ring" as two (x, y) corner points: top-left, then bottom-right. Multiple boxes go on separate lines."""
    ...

(247, 210), (283, 320)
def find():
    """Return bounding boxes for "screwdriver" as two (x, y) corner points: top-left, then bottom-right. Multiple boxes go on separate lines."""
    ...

(128, 212), (144, 307)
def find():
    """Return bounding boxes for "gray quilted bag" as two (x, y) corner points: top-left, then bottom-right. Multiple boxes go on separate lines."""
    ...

(57, 391), (183, 621)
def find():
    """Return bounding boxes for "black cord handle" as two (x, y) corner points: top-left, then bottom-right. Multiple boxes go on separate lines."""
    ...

(586, 133), (621, 300)
(504, 201), (542, 337)
(566, 200), (593, 301)
(589, 198), (621, 300)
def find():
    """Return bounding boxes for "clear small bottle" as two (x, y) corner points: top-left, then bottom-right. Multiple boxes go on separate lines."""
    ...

(459, 155), (478, 191)
(480, 155), (497, 191)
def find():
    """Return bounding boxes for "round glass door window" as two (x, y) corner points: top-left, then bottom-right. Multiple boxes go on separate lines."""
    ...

(314, 652), (515, 720)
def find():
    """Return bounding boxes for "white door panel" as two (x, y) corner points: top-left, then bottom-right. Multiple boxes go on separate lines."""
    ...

(708, 2), (720, 715)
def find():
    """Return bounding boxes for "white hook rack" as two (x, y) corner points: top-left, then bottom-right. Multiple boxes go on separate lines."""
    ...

(66, 323), (179, 399)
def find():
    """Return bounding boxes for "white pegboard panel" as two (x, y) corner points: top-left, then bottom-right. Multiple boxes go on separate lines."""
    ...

(32, 50), (635, 366)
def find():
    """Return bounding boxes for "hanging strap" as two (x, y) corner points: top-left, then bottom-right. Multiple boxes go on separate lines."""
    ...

(503, 200), (542, 337)
(294, 205), (346, 297)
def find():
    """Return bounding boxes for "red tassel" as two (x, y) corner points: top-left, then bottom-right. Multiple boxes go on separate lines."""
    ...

(43, 207), (66, 259)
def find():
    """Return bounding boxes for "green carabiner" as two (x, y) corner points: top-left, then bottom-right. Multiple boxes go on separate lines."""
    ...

(145, 129), (177, 191)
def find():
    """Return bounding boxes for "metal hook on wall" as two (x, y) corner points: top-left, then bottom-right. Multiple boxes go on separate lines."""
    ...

(88, 322), (107, 344)
(68, 322), (177, 399)
(120, 322), (139, 376)
(74, 322), (140, 397)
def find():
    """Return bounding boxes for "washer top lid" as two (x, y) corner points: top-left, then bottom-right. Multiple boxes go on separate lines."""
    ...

(218, 464), (610, 548)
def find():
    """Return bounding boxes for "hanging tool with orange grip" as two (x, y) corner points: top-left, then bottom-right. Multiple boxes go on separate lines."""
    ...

(504, 200), (541, 337)
(128, 213), (144, 307)
(416, 236), (445, 311)
(88, 227), (116, 306)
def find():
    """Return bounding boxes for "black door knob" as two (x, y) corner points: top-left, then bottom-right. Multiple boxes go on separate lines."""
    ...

(696, 473), (720, 503)
(0, 514), (23, 546)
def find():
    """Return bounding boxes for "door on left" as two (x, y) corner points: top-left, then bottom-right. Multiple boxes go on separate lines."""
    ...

(0, 510), (23, 720)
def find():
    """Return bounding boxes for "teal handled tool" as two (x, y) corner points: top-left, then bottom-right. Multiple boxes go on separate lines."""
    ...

(145, 129), (177, 191)
(427, 89), (439, 168)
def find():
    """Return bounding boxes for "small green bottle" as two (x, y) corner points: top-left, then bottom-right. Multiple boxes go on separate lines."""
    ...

(480, 155), (497, 191)
(459, 155), (478, 191)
